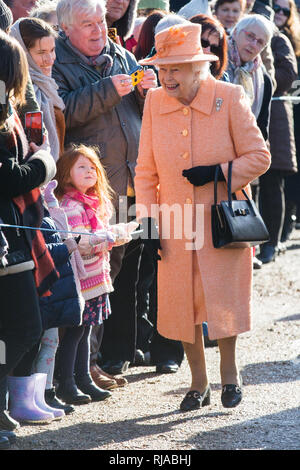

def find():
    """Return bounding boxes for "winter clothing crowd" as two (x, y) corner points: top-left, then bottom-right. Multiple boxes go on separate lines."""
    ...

(0, 0), (299, 450)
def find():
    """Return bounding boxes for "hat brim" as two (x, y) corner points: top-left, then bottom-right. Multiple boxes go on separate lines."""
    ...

(139, 53), (219, 66)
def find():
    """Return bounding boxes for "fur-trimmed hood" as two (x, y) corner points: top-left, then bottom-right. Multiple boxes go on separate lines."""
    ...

(109, 0), (139, 40)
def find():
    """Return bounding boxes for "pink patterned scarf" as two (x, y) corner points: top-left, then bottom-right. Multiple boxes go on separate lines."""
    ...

(65, 188), (100, 231)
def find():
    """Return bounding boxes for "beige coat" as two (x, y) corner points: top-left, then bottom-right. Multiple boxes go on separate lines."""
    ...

(134, 74), (271, 343)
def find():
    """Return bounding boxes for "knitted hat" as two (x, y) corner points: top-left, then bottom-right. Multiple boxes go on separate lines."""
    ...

(0, 0), (13, 31)
(139, 23), (218, 65)
(252, 0), (274, 21)
(138, 0), (170, 11)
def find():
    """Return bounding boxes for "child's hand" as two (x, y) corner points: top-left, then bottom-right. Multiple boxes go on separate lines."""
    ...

(89, 231), (116, 246)
(112, 221), (139, 246)
(77, 231), (116, 255)
(43, 180), (59, 208)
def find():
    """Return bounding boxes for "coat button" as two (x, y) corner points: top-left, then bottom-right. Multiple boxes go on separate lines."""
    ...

(185, 198), (192, 204)
(182, 108), (189, 115)
(182, 152), (189, 160)
(182, 129), (188, 137)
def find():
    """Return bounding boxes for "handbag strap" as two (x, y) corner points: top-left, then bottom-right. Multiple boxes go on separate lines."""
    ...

(214, 161), (252, 215)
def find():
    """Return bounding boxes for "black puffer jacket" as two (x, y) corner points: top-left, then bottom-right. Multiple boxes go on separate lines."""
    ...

(0, 111), (55, 261)
(269, 30), (298, 174)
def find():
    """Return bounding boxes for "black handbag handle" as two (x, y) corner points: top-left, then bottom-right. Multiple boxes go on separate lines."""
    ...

(214, 161), (253, 216)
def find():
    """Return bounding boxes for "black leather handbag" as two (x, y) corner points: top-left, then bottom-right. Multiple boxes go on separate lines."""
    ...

(211, 161), (269, 249)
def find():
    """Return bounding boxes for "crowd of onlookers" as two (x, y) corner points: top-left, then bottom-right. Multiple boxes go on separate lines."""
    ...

(0, 0), (299, 450)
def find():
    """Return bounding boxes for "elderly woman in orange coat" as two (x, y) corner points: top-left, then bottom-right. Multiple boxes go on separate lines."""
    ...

(134, 23), (271, 412)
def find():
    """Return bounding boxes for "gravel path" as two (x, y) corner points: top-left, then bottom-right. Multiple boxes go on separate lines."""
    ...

(9, 232), (300, 451)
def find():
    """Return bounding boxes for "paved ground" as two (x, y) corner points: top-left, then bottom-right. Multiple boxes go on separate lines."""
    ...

(9, 231), (300, 452)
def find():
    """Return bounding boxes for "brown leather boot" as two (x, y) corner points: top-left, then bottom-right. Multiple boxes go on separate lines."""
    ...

(90, 365), (118, 390)
(96, 365), (128, 387)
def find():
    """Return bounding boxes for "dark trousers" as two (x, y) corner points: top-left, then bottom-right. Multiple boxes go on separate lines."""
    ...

(100, 238), (143, 363)
(145, 249), (184, 366)
(0, 270), (42, 412)
(0, 270), (42, 381)
(259, 169), (286, 246)
(57, 325), (91, 381)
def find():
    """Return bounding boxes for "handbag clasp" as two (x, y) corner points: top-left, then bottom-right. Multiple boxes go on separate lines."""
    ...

(234, 208), (249, 216)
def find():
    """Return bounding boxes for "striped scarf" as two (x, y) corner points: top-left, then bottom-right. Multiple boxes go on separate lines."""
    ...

(7, 110), (59, 296)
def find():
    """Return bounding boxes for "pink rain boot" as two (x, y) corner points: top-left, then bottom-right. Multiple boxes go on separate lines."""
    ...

(33, 374), (64, 420)
(8, 376), (54, 424)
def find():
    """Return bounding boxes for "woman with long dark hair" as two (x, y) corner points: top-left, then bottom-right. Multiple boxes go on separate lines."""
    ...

(0, 30), (56, 441)
(134, 10), (165, 61)
(11, 17), (65, 161)
(190, 13), (228, 79)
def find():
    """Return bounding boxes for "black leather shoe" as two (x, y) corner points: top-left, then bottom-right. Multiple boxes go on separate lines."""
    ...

(132, 349), (145, 366)
(156, 360), (179, 374)
(0, 410), (20, 431)
(56, 378), (91, 405)
(0, 435), (10, 450)
(180, 386), (211, 411)
(253, 256), (262, 270)
(0, 430), (17, 445)
(101, 360), (130, 375)
(257, 244), (276, 264)
(221, 384), (242, 408)
(76, 375), (111, 402)
(45, 388), (75, 415)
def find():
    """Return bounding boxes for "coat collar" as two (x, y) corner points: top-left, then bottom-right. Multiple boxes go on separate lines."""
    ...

(159, 73), (217, 116)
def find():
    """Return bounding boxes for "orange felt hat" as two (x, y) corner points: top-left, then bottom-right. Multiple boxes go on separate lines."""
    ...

(139, 23), (218, 66)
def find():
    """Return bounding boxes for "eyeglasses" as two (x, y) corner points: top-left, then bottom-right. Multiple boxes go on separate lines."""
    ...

(273, 4), (291, 16)
(242, 30), (266, 49)
(201, 38), (220, 55)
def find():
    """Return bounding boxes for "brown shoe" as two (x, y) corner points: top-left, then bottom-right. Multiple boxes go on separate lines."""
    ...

(96, 365), (128, 387)
(90, 365), (118, 390)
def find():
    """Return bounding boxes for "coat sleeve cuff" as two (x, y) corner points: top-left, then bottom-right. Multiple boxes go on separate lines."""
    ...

(28, 150), (56, 186)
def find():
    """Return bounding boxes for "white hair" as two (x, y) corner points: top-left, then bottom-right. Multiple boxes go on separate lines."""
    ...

(157, 61), (210, 82)
(57, 0), (106, 28)
(155, 14), (189, 35)
(30, 0), (58, 22)
(192, 60), (210, 81)
(232, 14), (274, 46)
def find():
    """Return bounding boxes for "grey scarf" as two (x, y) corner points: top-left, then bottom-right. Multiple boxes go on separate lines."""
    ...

(65, 37), (113, 77)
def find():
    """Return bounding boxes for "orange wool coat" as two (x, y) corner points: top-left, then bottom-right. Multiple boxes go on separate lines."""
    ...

(134, 74), (271, 343)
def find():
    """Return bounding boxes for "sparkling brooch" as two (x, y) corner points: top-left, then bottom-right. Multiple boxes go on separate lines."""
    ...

(216, 98), (223, 112)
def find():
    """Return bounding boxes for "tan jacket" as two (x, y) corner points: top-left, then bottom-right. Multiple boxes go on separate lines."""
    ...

(135, 74), (271, 343)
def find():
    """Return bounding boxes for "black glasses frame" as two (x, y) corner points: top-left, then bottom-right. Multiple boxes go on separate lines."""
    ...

(273, 4), (291, 16)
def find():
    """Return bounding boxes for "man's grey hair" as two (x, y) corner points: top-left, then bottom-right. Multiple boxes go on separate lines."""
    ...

(57, 0), (106, 28)
(155, 14), (189, 36)
(232, 14), (274, 47)
(30, 0), (58, 22)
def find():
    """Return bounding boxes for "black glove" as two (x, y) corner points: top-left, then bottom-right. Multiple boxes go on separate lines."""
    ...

(182, 164), (225, 187)
(140, 217), (162, 261)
